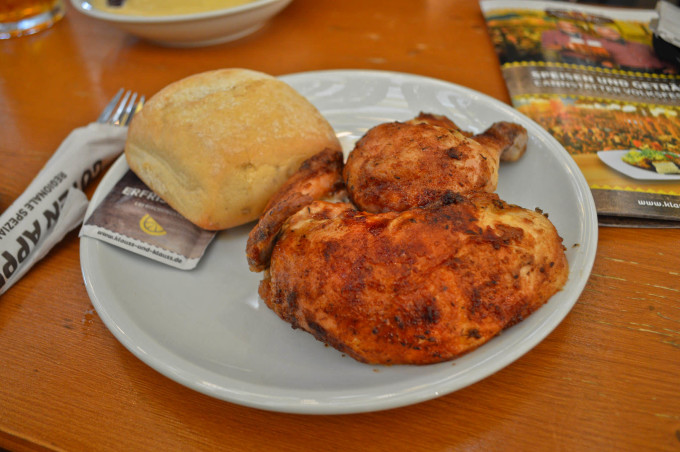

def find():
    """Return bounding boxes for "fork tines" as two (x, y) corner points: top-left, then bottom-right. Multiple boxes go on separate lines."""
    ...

(98, 88), (145, 126)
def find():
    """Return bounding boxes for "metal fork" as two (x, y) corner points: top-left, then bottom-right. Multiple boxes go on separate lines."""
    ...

(97, 88), (145, 126)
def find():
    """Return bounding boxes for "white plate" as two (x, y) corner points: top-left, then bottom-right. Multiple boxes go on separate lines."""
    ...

(80, 70), (598, 414)
(597, 150), (680, 180)
(70, 0), (292, 47)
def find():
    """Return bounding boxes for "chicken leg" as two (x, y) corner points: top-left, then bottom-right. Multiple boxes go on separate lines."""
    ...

(343, 112), (528, 213)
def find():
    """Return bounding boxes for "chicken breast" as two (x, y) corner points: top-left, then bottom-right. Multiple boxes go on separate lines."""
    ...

(258, 192), (568, 365)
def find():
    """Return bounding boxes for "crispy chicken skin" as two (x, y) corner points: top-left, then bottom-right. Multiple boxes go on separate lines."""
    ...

(343, 113), (527, 213)
(406, 112), (528, 162)
(259, 192), (568, 365)
(405, 112), (473, 136)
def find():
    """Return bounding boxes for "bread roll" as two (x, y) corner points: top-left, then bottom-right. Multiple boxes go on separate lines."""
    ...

(125, 68), (341, 230)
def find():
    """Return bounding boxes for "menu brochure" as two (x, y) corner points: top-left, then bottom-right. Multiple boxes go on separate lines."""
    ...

(480, 0), (680, 226)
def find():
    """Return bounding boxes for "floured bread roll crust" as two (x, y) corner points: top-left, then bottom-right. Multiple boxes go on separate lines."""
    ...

(125, 68), (341, 230)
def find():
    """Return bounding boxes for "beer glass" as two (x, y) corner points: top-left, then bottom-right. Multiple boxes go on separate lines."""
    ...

(0, 0), (65, 39)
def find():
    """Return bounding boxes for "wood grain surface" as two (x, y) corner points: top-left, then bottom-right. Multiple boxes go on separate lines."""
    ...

(1, 1), (679, 451)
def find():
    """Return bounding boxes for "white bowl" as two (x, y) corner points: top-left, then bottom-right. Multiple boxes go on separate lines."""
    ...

(70, 0), (293, 47)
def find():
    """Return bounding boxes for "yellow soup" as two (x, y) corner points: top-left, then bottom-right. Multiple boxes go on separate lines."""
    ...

(89, 0), (258, 16)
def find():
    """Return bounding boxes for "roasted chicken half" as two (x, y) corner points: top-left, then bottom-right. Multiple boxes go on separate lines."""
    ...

(246, 113), (568, 365)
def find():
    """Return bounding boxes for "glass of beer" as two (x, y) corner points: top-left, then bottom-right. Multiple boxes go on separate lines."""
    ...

(0, 0), (65, 39)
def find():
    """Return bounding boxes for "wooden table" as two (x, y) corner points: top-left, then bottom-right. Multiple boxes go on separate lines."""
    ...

(1, 1), (679, 450)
